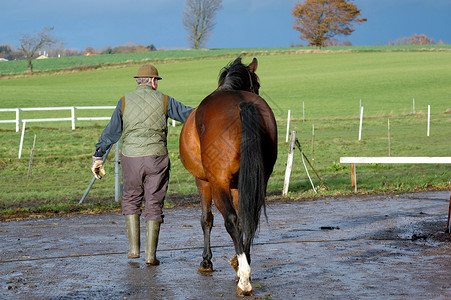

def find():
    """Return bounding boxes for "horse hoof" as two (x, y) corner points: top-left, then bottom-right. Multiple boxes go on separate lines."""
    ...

(198, 266), (214, 273)
(198, 261), (213, 273)
(236, 286), (253, 296)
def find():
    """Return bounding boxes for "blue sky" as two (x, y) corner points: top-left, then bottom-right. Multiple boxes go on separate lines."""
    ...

(1, 0), (450, 50)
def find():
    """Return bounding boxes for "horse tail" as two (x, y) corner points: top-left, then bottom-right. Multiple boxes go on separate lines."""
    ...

(238, 100), (266, 254)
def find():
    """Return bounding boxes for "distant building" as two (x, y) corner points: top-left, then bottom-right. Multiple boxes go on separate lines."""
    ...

(36, 54), (48, 59)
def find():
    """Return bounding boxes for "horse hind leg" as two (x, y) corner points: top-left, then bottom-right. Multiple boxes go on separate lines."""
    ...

(213, 187), (253, 296)
(196, 178), (214, 272)
(228, 189), (239, 277)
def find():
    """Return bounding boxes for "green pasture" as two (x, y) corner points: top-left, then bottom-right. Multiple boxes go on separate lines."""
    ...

(1, 49), (451, 120)
(0, 48), (450, 215)
(1, 44), (450, 75)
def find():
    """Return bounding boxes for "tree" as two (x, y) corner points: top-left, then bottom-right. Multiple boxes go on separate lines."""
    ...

(409, 34), (435, 45)
(292, 0), (366, 49)
(183, 0), (222, 49)
(147, 44), (157, 51)
(0, 44), (13, 54)
(84, 46), (96, 55)
(389, 34), (436, 46)
(19, 26), (56, 72)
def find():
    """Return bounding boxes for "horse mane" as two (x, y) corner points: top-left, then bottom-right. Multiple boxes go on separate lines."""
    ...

(217, 57), (260, 92)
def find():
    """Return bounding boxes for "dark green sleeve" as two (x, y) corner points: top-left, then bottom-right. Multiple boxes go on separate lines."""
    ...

(166, 96), (195, 123)
(94, 99), (123, 157)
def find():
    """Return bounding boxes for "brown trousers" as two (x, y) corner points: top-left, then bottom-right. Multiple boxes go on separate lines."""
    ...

(121, 154), (170, 223)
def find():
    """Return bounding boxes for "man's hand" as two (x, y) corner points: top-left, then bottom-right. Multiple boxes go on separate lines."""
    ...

(91, 156), (106, 179)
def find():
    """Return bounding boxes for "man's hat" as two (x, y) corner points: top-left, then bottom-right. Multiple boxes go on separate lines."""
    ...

(134, 64), (162, 79)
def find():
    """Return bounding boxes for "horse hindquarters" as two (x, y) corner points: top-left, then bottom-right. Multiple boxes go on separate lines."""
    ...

(179, 107), (205, 180)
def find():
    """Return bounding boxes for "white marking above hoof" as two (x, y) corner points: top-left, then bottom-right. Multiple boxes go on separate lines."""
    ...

(236, 254), (252, 295)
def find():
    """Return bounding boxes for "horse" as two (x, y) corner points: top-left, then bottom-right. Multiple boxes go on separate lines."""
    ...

(179, 57), (278, 296)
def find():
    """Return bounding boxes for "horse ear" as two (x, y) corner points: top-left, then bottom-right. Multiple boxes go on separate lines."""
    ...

(248, 58), (258, 73)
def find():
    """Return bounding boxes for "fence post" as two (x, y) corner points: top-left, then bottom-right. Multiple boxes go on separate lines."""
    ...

(18, 121), (26, 159)
(302, 101), (305, 122)
(285, 110), (291, 143)
(71, 107), (75, 130)
(311, 124), (315, 166)
(15, 108), (20, 132)
(350, 163), (357, 192)
(358, 106), (364, 141)
(283, 131), (296, 196)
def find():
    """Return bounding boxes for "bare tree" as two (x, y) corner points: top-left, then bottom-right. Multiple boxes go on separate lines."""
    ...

(183, 0), (222, 49)
(47, 41), (65, 58)
(410, 34), (435, 45)
(19, 26), (56, 73)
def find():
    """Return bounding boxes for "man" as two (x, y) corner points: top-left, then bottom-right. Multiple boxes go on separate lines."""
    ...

(91, 64), (194, 265)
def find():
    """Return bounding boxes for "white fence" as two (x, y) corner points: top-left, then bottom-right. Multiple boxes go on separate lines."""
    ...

(340, 156), (451, 192)
(0, 106), (116, 132)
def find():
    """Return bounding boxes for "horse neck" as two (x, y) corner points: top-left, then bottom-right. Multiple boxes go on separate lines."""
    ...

(218, 74), (254, 93)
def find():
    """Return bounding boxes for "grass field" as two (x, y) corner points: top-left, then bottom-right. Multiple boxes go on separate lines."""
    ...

(0, 46), (450, 215)
(1, 44), (451, 75)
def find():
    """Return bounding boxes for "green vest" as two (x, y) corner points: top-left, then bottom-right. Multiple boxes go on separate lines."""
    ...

(122, 85), (168, 157)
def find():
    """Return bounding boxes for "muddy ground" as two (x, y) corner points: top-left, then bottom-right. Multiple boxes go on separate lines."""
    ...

(1, 191), (450, 299)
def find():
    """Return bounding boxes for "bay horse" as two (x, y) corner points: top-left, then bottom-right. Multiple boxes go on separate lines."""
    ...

(179, 57), (278, 296)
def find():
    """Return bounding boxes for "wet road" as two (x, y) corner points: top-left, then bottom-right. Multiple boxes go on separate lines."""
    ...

(1, 191), (450, 299)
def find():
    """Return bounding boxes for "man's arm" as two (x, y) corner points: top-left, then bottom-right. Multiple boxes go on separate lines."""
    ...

(94, 99), (123, 156)
(166, 96), (195, 124)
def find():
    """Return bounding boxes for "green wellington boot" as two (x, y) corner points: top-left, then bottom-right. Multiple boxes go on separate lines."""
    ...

(125, 215), (140, 259)
(145, 220), (161, 265)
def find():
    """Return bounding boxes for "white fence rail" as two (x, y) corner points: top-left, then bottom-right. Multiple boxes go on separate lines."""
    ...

(0, 106), (116, 131)
(340, 156), (451, 192)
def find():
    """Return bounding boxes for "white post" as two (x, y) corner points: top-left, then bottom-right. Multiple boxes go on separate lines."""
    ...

(302, 102), (305, 122)
(358, 106), (364, 141)
(71, 107), (75, 130)
(311, 124), (315, 165)
(412, 98), (415, 114)
(285, 110), (291, 143)
(15, 108), (20, 132)
(427, 105), (430, 136)
(283, 130), (296, 196)
(18, 121), (26, 159)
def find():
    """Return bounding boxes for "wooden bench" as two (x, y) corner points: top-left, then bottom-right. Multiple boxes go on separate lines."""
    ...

(339, 157), (451, 192)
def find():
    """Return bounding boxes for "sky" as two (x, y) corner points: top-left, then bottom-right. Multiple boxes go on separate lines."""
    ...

(1, 0), (450, 51)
